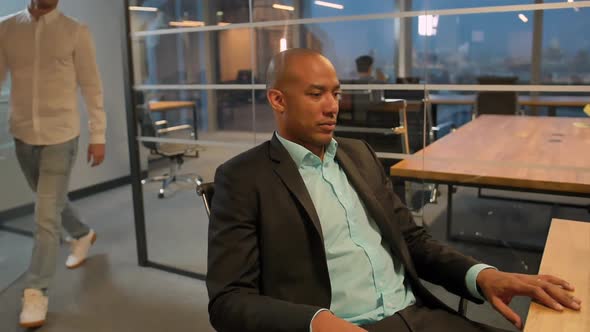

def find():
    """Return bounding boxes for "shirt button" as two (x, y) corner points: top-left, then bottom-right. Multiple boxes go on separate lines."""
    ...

(386, 302), (394, 308)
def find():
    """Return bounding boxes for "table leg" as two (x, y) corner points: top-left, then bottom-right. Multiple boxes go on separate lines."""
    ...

(447, 184), (453, 240)
(192, 104), (199, 140)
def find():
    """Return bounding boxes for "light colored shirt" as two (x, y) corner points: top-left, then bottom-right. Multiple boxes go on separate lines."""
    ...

(0, 9), (106, 145)
(276, 134), (494, 328)
(277, 134), (415, 325)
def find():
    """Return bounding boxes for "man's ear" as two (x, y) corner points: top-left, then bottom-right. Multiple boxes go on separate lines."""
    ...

(267, 89), (286, 114)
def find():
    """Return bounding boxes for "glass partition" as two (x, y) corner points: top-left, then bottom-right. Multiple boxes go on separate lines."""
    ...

(125, 3), (590, 328)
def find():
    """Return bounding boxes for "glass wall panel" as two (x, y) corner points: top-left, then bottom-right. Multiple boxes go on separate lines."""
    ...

(252, 0), (396, 22)
(124, 3), (590, 328)
(131, 28), (253, 85)
(136, 87), (257, 275)
(414, 0), (534, 11)
(541, 8), (590, 85)
(129, 0), (250, 31)
(254, 20), (397, 82)
(413, 11), (534, 84)
(418, 3), (590, 327)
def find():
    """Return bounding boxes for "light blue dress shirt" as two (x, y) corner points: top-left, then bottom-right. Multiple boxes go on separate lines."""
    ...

(275, 134), (493, 327)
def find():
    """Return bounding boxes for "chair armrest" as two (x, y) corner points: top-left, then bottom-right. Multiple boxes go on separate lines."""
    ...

(157, 124), (193, 135)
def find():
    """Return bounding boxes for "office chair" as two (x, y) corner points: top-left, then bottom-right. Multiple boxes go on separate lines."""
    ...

(383, 89), (452, 210)
(137, 104), (202, 198)
(196, 181), (215, 216)
(475, 76), (521, 117)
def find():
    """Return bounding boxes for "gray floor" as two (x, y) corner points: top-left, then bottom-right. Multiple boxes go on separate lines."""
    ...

(1, 144), (589, 331)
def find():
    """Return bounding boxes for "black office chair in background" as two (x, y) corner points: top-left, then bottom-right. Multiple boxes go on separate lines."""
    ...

(137, 103), (203, 199)
(475, 76), (521, 117)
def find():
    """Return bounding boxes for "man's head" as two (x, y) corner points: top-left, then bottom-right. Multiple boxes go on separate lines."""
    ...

(30, 0), (59, 10)
(266, 49), (341, 157)
(355, 55), (373, 76)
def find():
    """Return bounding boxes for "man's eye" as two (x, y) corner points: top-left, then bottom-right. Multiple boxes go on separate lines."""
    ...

(309, 92), (322, 97)
(335, 92), (342, 100)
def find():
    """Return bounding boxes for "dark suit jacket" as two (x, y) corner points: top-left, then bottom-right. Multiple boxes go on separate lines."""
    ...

(207, 135), (483, 332)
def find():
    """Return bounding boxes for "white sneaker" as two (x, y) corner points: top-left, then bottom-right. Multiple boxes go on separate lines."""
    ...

(20, 289), (48, 328)
(65, 230), (97, 269)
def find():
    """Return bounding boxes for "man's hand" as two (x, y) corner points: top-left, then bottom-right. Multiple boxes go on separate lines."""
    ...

(311, 311), (367, 332)
(477, 269), (581, 329)
(87, 144), (105, 167)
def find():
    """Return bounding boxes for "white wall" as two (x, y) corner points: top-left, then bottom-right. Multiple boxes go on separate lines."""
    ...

(0, 0), (131, 211)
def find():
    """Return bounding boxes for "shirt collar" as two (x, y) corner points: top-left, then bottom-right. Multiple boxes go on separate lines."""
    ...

(276, 132), (338, 168)
(24, 7), (60, 24)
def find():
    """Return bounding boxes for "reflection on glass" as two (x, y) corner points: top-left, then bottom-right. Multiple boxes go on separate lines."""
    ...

(252, 0), (395, 21)
(131, 29), (253, 85)
(129, 0), (249, 31)
(414, 0), (534, 11)
(415, 11), (534, 84)
(542, 9), (590, 85)
(255, 20), (397, 83)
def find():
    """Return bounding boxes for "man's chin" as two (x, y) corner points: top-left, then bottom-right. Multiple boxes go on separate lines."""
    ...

(316, 132), (334, 145)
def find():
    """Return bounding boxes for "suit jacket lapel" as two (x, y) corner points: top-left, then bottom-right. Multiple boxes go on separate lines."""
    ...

(269, 135), (324, 240)
(335, 145), (417, 278)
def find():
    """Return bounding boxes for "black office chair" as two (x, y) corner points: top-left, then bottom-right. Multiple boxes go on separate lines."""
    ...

(475, 76), (520, 117)
(137, 104), (202, 198)
(196, 182), (215, 216)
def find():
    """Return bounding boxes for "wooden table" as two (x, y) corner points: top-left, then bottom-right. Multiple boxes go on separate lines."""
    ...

(524, 218), (590, 331)
(148, 101), (198, 139)
(428, 94), (590, 116)
(390, 115), (590, 250)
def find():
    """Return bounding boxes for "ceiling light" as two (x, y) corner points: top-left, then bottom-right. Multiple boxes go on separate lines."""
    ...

(314, 1), (344, 9)
(272, 4), (295, 11)
(280, 38), (288, 52)
(518, 13), (528, 23)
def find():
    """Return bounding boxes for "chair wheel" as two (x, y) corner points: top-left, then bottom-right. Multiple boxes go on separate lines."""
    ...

(158, 193), (164, 199)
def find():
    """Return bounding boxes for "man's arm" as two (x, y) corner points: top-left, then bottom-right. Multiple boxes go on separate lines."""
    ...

(360, 141), (582, 329)
(73, 24), (106, 166)
(207, 162), (324, 332)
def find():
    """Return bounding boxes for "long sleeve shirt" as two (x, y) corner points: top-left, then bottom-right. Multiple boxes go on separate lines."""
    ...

(0, 8), (106, 145)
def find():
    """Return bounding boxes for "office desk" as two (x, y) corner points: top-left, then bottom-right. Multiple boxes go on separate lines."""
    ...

(149, 101), (198, 139)
(428, 94), (590, 116)
(390, 115), (590, 250)
(524, 218), (589, 332)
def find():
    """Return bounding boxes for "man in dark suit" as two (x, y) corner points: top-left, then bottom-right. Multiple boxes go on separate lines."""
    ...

(206, 49), (581, 332)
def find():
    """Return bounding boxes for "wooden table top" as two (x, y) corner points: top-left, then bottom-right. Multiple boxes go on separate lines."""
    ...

(390, 115), (590, 194)
(428, 94), (590, 107)
(524, 218), (590, 332)
(148, 101), (196, 111)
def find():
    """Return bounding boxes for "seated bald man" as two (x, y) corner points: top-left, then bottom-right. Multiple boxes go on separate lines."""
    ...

(206, 49), (581, 332)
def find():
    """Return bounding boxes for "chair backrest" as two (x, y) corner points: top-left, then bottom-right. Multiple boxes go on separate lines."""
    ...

(137, 105), (159, 151)
(383, 89), (430, 153)
(475, 75), (519, 116)
(197, 182), (215, 216)
(476, 91), (518, 116)
(396, 77), (421, 84)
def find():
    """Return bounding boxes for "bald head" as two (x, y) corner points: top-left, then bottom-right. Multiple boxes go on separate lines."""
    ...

(266, 48), (332, 91)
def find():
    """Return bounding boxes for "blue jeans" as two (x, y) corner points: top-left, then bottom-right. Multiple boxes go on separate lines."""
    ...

(15, 137), (90, 290)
